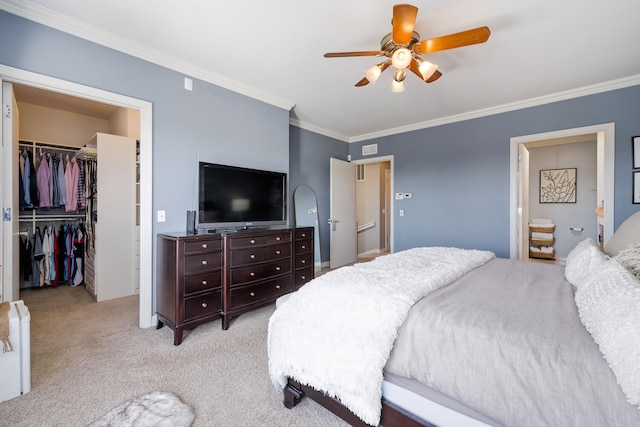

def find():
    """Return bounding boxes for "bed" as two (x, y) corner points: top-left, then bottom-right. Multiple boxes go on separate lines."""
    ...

(268, 212), (640, 426)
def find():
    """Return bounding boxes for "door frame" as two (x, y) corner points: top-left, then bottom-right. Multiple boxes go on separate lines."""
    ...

(353, 155), (394, 255)
(0, 64), (154, 328)
(510, 123), (614, 259)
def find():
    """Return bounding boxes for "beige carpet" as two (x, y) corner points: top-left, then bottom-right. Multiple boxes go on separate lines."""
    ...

(0, 285), (349, 427)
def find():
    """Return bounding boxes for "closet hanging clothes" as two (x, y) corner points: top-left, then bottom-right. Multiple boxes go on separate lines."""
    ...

(18, 141), (91, 290)
(20, 221), (86, 288)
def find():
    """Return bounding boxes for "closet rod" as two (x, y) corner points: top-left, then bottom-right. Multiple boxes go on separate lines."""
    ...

(19, 140), (83, 151)
(19, 216), (84, 222)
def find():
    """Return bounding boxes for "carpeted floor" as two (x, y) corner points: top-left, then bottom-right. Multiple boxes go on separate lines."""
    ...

(0, 285), (349, 427)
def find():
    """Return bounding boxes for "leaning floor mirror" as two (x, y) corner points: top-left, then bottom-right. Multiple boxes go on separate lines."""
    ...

(293, 184), (322, 269)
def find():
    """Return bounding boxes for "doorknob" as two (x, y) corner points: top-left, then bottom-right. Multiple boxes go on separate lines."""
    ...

(328, 218), (340, 231)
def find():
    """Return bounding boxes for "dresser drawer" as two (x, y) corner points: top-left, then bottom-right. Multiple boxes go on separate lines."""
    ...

(295, 239), (312, 254)
(295, 266), (314, 287)
(295, 252), (313, 269)
(184, 238), (221, 254)
(184, 252), (222, 274)
(230, 259), (292, 286)
(184, 271), (222, 295)
(228, 232), (291, 249)
(230, 276), (292, 307)
(184, 290), (222, 321)
(295, 229), (312, 241)
(229, 243), (291, 266)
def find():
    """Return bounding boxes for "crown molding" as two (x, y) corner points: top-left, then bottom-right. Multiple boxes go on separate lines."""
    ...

(0, 0), (295, 111)
(289, 118), (349, 142)
(344, 74), (640, 143)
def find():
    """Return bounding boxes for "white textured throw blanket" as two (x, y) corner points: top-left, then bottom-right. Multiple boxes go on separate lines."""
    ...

(268, 247), (494, 426)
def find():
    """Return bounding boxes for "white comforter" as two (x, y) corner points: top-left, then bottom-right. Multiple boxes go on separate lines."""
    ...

(268, 247), (494, 426)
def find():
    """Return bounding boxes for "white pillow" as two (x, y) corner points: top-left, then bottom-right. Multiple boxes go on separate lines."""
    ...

(615, 244), (640, 280)
(575, 259), (640, 407)
(605, 211), (640, 256)
(564, 238), (607, 287)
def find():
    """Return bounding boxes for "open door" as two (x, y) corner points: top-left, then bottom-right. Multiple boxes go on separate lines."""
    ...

(329, 158), (356, 269)
(1, 81), (20, 302)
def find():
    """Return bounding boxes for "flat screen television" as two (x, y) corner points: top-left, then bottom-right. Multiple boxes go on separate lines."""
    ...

(198, 161), (287, 230)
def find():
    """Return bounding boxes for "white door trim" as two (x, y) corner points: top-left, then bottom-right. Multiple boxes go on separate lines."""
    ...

(0, 64), (154, 328)
(353, 155), (394, 254)
(510, 123), (614, 259)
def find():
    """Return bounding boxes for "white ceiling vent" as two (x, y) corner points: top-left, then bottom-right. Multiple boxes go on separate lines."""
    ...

(362, 144), (378, 156)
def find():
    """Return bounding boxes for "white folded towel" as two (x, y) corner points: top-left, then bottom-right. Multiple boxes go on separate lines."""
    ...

(530, 247), (542, 253)
(540, 246), (554, 254)
(532, 232), (554, 240)
(531, 218), (553, 224)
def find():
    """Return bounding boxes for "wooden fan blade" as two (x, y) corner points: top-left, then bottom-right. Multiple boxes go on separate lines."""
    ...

(355, 77), (370, 87)
(414, 26), (491, 54)
(392, 4), (418, 45)
(426, 69), (442, 83)
(324, 51), (385, 58)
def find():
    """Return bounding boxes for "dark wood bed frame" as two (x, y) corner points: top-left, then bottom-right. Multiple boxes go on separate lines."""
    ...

(283, 378), (433, 427)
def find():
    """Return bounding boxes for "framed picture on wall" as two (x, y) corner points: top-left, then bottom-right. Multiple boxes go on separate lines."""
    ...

(539, 168), (577, 203)
(634, 136), (640, 169)
(634, 171), (640, 204)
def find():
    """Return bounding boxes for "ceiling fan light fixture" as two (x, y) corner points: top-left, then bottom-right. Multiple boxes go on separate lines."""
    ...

(416, 58), (438, 81)
(391, 69), (406, 93)
(391, 47), (412, 70)
(390, 79), (405, 93)
(364, 64), (382, 84)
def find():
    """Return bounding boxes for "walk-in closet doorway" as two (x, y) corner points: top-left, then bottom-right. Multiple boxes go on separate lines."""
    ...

(1, 65), (153, 328)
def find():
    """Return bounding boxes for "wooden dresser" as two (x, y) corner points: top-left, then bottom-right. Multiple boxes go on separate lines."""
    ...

(293, 228), (314, 291)
(156, 226), (314, 343)
(156, 232), (224, 345)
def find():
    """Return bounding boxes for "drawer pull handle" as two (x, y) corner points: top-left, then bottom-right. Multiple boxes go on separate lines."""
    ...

(250, 254), (256, 259)
(250, 272), (255, 277)
(276, 237), (281, 241)
(276, 250), (281, 255)
(301, 275), (306, 280)
(301, 245), (306, 250)
(201, 260), (208, 265)
(202, 243), (208, 249)
(250, 292), (255, 297)
(275, 285), (281, 289)
(301, 233), (306, 237)
(201, 302), (208, 308)
(202, 280), (208, 286)
(250, 239), (256, 244)
(301, 260), (306, 264)
(276, 266), (281, 271)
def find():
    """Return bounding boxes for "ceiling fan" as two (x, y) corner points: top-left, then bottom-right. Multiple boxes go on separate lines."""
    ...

(324, 3), (491, 92)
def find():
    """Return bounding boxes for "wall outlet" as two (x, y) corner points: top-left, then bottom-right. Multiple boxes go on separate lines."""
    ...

(395, 193), (404, 200)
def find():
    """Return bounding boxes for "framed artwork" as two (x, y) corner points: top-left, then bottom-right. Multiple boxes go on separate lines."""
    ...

(634, 171), (640, 204)
(540, 168), (577, 203)
(634, 136), (640, 169)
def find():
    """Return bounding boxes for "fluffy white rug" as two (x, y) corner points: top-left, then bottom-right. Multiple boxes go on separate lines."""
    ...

(89, 391), (194, 427)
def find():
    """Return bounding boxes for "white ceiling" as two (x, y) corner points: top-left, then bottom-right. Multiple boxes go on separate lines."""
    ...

(3, 0), (640, 142)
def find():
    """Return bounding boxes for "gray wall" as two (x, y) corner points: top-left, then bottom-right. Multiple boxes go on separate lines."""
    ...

(289, 126), (347, 263)
(291, 86), (640, 261)
(529, 141), (598, 257)
(0, 11), (290, 304)
(344, 87), (640, 258)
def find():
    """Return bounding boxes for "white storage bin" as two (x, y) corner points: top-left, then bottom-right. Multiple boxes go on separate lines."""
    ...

(0, 300), (31, 402)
